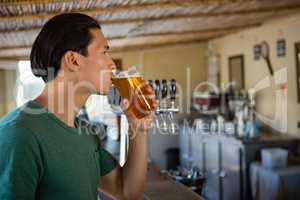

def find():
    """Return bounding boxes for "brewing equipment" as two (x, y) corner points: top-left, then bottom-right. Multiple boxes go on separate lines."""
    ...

(150, 79), (179, 134)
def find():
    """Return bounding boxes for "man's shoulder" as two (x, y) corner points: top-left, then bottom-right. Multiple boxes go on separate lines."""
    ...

(0, 120), (38, 149)
(0, 106), (22, 126)
(0, 102), (46, 138)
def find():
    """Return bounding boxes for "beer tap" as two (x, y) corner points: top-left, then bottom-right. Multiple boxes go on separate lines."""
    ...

(154, 80), (160, 99)
(169, 79), (178, 113)
(151, 79), (179, 133)
(153, 80), (163, 131)
(161, 80), (168, 111)
(154, 80), (161, 113)
(159, 80), (168, 133)
(168, 79), (179, 133)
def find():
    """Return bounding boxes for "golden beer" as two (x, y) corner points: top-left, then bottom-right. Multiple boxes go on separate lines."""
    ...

(112, 76), (154, 119)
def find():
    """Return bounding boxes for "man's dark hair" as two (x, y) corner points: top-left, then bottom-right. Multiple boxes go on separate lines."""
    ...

(30, 13), (101, 82)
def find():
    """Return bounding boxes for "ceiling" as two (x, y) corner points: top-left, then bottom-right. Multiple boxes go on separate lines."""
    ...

(0, 0), (300, 59)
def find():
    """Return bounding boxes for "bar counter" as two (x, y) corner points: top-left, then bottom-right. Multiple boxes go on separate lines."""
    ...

(99, 163), (204, 200)
(143, 163), (204, 200)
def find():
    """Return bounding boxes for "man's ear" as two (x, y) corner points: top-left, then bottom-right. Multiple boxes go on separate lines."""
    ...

(61, 51), (81, 72)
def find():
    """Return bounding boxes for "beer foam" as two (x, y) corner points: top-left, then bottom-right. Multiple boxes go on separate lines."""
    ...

(112, 69), (142, 78)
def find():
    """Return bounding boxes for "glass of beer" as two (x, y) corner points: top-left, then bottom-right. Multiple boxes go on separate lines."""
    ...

(111, 68), (155, 119)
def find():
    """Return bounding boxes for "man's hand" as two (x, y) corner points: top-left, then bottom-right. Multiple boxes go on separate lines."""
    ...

(122, 80), (158, 136)
(99, 81), (157, 200)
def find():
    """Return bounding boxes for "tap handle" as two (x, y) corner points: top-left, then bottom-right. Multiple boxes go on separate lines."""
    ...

(161, 80), (168, 99)
(170, 79), (176, 101)
(154, 80), (161, 100)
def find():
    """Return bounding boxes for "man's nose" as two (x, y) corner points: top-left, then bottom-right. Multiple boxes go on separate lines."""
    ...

(107, 54), (116, 70)
(109, 61), (116, 70)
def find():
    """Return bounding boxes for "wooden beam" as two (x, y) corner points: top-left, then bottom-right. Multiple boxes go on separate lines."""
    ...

(111, 39), (211, 52)
(2, 1), (299, 21)
(0, 0), (239, 7)
(0, 0), (216, 20)
(0, 1), (296, 22)
(0, 39), (212, 60)
(0, 28), (234, 59)
(1, 38), (236, 59)
(0, 22), (260, 49)
(0, 25), (257, 60)
(0, 56), (29, 61)
(121, 23), (261, 38)
(110, 24), (263, 51)
(1, 0), (67, 4)
(98, 6), (300, 24)
(0, 47), (31, 59)
(0, 45), (32, 50)
(0, 3), (299, 33)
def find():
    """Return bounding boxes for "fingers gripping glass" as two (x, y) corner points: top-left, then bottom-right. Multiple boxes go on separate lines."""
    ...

(111, 68), (155, 119)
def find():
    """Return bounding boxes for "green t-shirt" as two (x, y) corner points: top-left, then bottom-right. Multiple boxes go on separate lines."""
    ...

(0, 100), (117, 200)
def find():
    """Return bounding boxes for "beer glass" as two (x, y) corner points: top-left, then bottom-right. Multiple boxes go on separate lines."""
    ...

(111, 69), (155, 119)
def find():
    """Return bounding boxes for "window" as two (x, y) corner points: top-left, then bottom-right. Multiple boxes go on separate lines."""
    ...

(16, 61), (45, 107)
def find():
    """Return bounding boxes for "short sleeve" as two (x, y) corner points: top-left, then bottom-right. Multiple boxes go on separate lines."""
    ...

(99, 147), (117, 176)
(0, 123), (43, 200)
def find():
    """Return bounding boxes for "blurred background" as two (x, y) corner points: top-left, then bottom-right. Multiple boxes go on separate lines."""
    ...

(1, 1), (300, 200)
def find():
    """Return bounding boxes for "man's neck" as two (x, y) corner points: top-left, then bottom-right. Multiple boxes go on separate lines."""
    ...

(35, 80), (91, 128)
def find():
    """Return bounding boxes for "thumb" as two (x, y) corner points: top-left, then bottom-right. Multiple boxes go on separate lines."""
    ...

(121, 98), (130, 110)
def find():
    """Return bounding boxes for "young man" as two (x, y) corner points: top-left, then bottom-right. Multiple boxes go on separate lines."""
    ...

(0, 13), (156, 200)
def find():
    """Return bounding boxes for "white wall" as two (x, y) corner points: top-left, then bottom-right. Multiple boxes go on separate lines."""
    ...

(210, 13), (300, 136)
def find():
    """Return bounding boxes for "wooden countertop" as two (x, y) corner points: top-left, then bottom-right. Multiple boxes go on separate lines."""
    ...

(99, 163), (205, 200)
(143, 163), (205, 200)
(239, 132), (300, 144)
